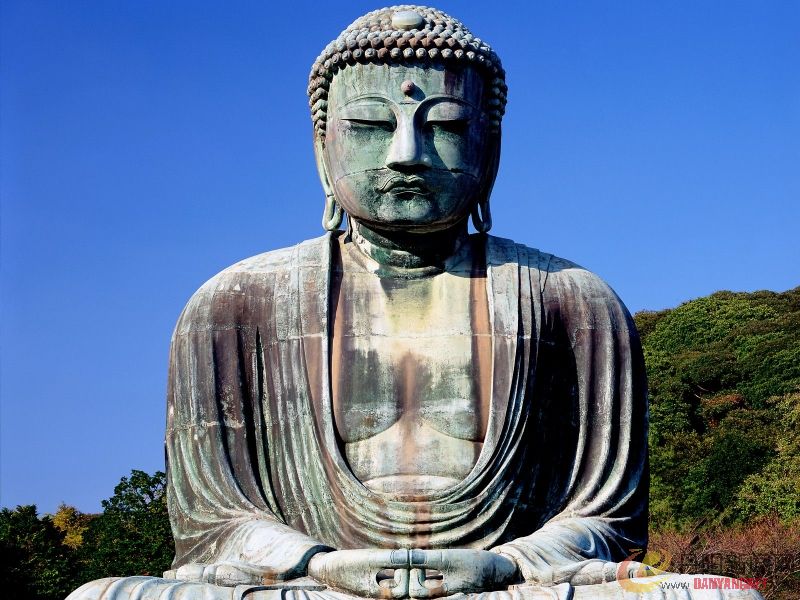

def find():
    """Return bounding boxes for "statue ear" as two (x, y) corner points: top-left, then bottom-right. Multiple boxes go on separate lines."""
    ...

(314, 137), (333, 199)
(472, 133), (501, 233)
(314, 137), (343, 231)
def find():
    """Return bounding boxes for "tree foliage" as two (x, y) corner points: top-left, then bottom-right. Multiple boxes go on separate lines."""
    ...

(0, 505), (79, 600)
(80, 470), (173, 580)
(0, 471), (173, 600)
(52, 504), (92, 550)
(636, 287), (800, 528)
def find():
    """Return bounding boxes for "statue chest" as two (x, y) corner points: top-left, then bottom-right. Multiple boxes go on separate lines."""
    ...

(330, 243), (491, 495)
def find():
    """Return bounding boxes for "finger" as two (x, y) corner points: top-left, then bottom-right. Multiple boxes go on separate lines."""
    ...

(333, 548), (411, 569)
(416, 551), (519, 594)
(387, 567), (410, 599)
(408, 567), (447, 599)
(345, 565), (408, 598)
(411, 549), (438, 569)
(309, 551), (411, 598)
(412, 549), (455, 569)
(413, 549), (487, 570)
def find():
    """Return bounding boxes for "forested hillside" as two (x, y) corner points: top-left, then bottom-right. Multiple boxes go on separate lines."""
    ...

(635, 287), (800, 527)
(2, 287), (798, 599)
(637, 287), (800, 598)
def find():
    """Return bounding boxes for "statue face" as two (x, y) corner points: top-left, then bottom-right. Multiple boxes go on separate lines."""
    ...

(322, 63), (493, 233)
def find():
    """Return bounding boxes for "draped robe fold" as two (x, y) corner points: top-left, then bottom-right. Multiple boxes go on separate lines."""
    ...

(165, 232), (650, 583)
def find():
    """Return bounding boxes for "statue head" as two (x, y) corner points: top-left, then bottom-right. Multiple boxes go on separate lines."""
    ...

(308, 6), (507, 235)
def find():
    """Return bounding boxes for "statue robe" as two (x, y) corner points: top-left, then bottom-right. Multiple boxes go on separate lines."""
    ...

(165, 232), (650, 584)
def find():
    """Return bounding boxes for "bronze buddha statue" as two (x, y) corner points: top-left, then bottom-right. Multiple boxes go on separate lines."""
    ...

(67, 6), (763, 600)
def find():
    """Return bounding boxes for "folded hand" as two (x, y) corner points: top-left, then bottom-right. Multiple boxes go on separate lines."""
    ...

(307, 548), (519, 599)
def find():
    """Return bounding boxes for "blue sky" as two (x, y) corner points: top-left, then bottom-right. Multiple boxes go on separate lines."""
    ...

(2, 1), (798, 514)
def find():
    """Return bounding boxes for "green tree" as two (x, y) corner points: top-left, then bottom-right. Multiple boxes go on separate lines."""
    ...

(79, 470), (173, 581)
(733, 392), (800, 521)
(0, 505), (80, 600)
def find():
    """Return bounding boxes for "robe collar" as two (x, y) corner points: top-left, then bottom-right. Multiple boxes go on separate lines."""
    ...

(297, 232), (535, 499)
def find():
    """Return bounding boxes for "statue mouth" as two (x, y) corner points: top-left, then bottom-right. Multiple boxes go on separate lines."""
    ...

(377, 176), (431, 196)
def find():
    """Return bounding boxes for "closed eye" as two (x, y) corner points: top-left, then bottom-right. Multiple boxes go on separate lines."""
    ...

(426, 119), (468, 135)
(343, 118), (395, 132)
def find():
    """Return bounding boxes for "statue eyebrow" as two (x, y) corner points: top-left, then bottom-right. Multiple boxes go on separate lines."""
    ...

(338, 93), (481, 112)
(339, 95), (393, 108)
(417, 95), (482, 113)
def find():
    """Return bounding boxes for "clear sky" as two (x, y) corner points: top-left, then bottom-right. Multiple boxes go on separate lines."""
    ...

(1, 1), (798, 514)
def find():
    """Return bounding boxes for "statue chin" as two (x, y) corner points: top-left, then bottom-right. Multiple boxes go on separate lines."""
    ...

(66, 5), (765, 600)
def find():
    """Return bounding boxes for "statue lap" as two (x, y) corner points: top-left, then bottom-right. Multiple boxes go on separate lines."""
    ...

(68, 574), (763, 600)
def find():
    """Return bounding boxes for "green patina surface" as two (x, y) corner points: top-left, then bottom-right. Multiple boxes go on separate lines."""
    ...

(66, 6), (763, 600)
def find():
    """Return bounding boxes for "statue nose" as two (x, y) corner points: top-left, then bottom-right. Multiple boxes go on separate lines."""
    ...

(386, 120), (431, 170)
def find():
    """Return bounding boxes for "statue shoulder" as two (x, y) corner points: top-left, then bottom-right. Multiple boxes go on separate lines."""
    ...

(173, 233), (332, 332)
(540, 253), (635, 332)
(540, 253), (620, 305)
(488, 236), (629, 315)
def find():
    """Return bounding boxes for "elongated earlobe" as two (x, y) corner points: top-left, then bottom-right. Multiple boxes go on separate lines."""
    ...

(322, 193), (343, 231)
(471, 197), (492, 233)
(315, 137), (343, 231)
(472, 135), (500, 233)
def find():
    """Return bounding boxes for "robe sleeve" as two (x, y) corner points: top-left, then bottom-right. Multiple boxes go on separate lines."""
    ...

(165, 270), (333, 577)
(492, 256), (649, 585)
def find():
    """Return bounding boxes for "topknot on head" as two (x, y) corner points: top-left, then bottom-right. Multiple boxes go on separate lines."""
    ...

(308, 5), (507, 139)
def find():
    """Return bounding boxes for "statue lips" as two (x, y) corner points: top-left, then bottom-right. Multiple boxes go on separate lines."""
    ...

(377, 175), (431, 199)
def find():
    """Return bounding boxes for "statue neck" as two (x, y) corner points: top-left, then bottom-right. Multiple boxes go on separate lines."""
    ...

(349, 219), (471, 277)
